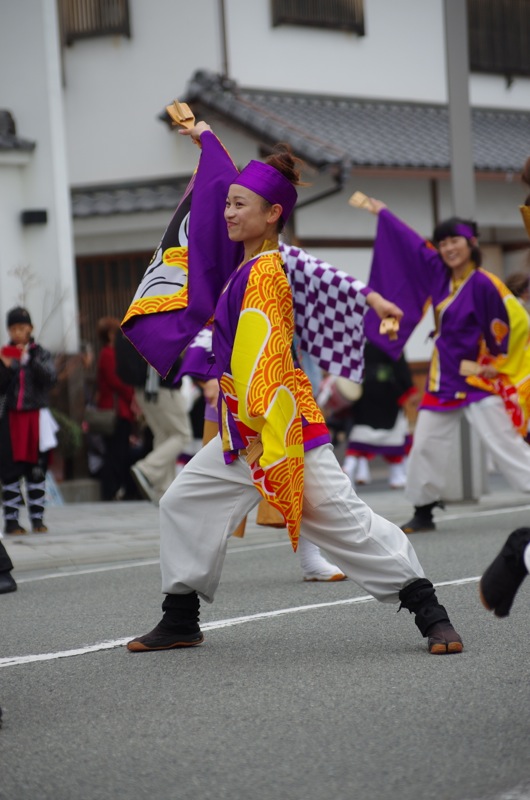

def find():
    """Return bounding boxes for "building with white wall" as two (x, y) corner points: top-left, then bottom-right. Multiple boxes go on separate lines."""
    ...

(0, 0), (78, 353)
(2, 0), (530, 366)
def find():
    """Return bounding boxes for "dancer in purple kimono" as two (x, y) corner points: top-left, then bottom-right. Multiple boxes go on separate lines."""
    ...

(362, 199), (530, 534)
(126, 120), (463, 656)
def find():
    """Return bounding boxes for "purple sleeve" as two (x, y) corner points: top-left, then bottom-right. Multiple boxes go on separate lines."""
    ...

(122, 131), (242, 378)
(204, 401), (218, 423)
(364, 209), (440, 358)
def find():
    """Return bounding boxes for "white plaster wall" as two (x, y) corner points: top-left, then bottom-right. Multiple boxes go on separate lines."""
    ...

(474, 180), (529, 230)
(0, 0), (78, 352)
(61, 0), (530, 188)
(62, 0), (222, 185)
(0, 165), (30, 339)
(225, 0), (530, 109)
(471, 72), (530, 111)
(297, 175), (437, 240)
(225, 0), (446, 101)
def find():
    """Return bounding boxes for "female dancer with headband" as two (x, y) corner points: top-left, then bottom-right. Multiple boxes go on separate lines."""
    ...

(127, 121), (463, 656)
(361, 199), (530, 534)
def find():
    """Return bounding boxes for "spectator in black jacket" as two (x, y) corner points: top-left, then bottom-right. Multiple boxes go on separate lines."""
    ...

(0, 307), (57, 535)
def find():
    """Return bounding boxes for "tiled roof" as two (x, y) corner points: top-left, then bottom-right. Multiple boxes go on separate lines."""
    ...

(71, 177), (191, 218)
(183, 70), (530, 174)
(71, 71), (530, 219)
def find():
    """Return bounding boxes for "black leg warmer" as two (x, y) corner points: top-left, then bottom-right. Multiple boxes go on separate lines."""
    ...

(161, 591), (201, 634)
(26, 465), (46, 526)
(2, 478), (23, 524)
(398, 578), (450, 637)
(414, 501), (444, 522)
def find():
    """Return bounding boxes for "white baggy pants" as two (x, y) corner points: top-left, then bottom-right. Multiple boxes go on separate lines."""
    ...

(406, 395), (530, 507)
(134, 387), (192, 495)
(159, 437), (425, 604)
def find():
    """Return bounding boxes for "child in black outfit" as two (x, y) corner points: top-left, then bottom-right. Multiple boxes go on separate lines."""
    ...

(0, 307), (57, 534)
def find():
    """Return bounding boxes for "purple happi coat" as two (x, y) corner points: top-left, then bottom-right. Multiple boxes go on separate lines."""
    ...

(364, 209), (529, 412)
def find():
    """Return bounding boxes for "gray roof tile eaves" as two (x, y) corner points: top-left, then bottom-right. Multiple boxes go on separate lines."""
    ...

(184, 70), (530, 173)
(71, 177), (191, 218)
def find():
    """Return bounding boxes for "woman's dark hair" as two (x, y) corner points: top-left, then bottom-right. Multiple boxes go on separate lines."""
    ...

(264, 143), (303, 187)
(432, 217), (482, 267)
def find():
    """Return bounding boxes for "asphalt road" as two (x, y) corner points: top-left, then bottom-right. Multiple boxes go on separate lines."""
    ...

(1, 477), (529, 800)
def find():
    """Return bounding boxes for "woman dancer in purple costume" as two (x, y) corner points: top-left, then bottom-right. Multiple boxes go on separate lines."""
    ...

(364, 198), (530, 534)
(127, 122), (463, 656)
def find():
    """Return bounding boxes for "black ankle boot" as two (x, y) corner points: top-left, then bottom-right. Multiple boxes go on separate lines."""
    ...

(399, 578), (449, 634)
(127, 591), (203, 652)
(398, 578), (463, 654)
(27, 467), (46, 530)
(161, 591), (201, 634)
(401, 501), (442, 533)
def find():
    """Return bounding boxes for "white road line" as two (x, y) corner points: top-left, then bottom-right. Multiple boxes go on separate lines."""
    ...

(0, 576), (479, 669)
(15, 560), (160, 582)
(441, 504), (530, 522)
(15, 541), (291, 583)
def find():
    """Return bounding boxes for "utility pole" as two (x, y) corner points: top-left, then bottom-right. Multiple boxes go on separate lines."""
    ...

(443, 0), (484, 501)
(444, 0), (476, 217)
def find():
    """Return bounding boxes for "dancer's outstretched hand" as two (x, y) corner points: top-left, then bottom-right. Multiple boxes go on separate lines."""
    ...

(366, 291), (403, 322)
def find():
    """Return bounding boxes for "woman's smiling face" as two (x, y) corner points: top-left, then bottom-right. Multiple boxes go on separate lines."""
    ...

(224, 185), (271, 244)
(437, 235), (473, 271)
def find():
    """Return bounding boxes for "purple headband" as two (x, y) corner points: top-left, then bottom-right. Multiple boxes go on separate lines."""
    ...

(233, 160), (298, 223)
(453, 223), (475, 239)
